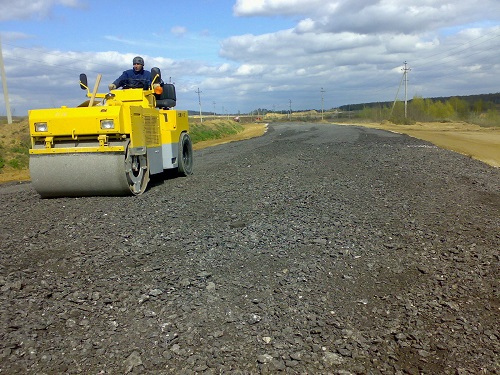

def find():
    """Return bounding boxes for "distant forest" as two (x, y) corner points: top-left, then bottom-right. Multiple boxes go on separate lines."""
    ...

(333, 92), (500, 126)
(338, 92), (500, 111)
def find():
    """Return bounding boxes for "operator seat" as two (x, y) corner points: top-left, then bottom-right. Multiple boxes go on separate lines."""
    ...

(155, 83), (176, 109)
(150, 67), (177, 109)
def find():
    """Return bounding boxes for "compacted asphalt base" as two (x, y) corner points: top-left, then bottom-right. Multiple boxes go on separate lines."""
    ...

(1, 123), (498, 374)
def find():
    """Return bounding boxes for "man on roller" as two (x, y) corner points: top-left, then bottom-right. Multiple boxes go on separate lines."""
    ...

(109, 56), (152, 90)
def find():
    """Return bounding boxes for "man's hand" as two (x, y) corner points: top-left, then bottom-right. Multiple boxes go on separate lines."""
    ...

(108, 83), (116, 90)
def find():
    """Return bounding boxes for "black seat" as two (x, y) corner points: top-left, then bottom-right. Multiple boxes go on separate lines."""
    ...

(155, 83), (176, 109)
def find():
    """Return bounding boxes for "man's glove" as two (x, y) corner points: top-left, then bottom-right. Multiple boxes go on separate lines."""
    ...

(108, 83), (116, 90)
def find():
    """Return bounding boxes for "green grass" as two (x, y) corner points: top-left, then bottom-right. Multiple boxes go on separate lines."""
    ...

(189, 120), (244, 143)
(0, 135), (30, 172)
(10, 143), (30, 155)
(7, 155), (29, 169)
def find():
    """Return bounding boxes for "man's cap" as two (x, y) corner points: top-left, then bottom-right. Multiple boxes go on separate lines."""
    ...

(133, 56), (144, 65)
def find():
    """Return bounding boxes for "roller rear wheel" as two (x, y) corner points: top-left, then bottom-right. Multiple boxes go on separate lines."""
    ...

(178, 132), (193, 176)
(125, 147), (149, 195)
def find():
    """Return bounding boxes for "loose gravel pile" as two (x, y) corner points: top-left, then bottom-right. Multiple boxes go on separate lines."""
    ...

(1, 123), (498, 374)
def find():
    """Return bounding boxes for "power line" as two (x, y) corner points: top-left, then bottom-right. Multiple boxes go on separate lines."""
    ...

(412, 30), (500, 70)
(365, 28), (500, 98)
(390, 69), (405, 117)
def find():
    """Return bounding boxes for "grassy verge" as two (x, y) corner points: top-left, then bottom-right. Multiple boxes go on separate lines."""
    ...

(0, 119), (31, 182)
(189, 119), (244, 143)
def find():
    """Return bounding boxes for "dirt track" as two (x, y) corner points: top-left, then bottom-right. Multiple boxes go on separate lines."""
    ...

(1, 123), (499, 374)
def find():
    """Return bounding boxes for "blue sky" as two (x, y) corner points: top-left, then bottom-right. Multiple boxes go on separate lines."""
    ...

(1, 0), (500, 115)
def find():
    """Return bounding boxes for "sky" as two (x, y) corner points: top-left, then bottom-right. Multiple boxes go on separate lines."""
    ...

(0, 0), (499, 116)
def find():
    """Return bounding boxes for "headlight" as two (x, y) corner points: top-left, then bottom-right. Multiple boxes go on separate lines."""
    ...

(100, 119), (115, 130)
(34, 122), (48, 132)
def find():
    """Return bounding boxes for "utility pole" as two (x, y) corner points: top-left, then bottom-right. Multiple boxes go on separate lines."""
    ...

(195, 87), (203, 123)
(288, 99), (292, 120)
(213, 101), (216, 117)
(0, 35), (12, 124)
(403, 61), (411, 119)
(320, 87), (325, 120)
(390, 62), (408, 119)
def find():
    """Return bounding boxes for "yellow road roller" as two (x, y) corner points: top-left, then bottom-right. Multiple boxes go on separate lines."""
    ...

(28, 67), (193, 198)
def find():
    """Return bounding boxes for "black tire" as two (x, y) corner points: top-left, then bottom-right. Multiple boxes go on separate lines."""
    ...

(178, 132), (193, 176)
(124, 143), (150, 195)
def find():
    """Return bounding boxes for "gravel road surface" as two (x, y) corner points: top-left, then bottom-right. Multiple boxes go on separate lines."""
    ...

(1, 123), (499, 374)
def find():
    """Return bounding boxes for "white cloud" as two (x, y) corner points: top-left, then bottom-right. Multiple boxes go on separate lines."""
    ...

(234, 0), (500, 35)
(1, 0), (500, 115)
(235, 64), (265, 76)
(216, 0), (500, 111)
(171, 26), (188, 37)
(234, 0), (327, 17)
(0, 0), (82, 21)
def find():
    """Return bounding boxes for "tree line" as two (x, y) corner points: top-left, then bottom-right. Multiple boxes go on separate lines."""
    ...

(338, 92), (500, 126)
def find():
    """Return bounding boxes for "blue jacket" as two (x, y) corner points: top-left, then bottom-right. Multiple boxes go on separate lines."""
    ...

(113, 68), (151, 89)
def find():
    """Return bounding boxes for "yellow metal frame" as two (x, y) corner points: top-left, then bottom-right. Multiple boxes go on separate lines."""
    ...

(159, 109), (189, 145)
(29, 88), (186, 156)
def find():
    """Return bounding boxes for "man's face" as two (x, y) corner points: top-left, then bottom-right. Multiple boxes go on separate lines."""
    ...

(133, 63), (143, 72)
